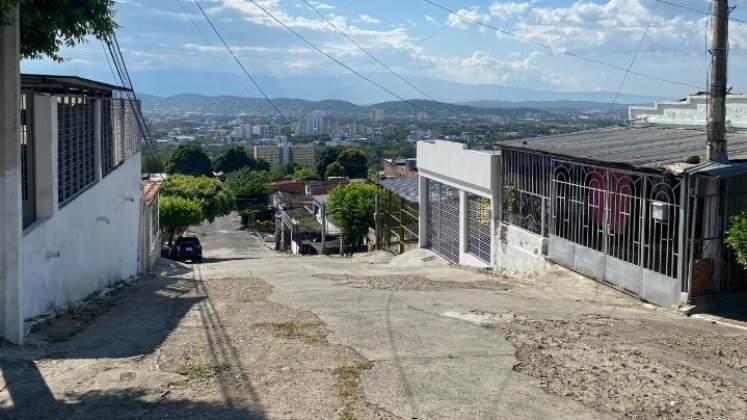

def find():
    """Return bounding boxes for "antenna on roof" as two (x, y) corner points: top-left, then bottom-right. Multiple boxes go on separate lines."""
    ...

(707, 0), (729, 162)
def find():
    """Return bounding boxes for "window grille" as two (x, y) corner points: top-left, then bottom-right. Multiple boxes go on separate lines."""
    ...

(57, 96), (97, 206)
(21, 91), (36, 228)
(101, 98), (141, 177)
(468, 194), (491, 264)
(425, 179), (460, 264)
(501, 148), (551, 236)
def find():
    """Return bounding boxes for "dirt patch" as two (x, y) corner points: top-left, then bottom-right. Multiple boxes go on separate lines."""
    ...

(460, 310), (747, 419)
(155, 274), (399, 420)
(316, 273), (512, 292)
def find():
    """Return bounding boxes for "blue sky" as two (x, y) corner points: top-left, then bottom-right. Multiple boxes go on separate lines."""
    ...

(20, 0), (747, 100)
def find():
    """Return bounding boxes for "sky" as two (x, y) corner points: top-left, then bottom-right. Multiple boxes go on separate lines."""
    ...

(20, 0), (747, 101)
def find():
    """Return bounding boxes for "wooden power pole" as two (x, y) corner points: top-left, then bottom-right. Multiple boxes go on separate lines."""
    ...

(707, 0), (729, 162)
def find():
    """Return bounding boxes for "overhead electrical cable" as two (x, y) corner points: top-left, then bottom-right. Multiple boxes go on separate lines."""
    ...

(299, 0), (463, 120)
(245, 0), (438, 116)
(422, 0), (703, 90)
(192, 0), (298, 132)
(607, 1), (660, 114)
(175, 0), (255, 98)
(654, 0), (746, 24)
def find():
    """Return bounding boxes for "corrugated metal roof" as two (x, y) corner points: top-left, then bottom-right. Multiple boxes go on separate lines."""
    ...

(378, 177), (419, 203)
(501, 126), (747, 172)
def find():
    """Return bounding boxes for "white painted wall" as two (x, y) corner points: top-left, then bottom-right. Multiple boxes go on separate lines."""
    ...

(417, 140), (499, 195)
(629, 95), (747, 129)
(21, 155), (142, 320)
(493, 223), (549, 277)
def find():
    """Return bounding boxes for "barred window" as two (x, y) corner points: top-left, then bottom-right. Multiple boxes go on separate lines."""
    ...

(101, 98), (142, 177)
(468, 194), (491, 264)
(21, 91), (36, 228)
(101, 98), (116, 176)
(57, 96), (96, 206)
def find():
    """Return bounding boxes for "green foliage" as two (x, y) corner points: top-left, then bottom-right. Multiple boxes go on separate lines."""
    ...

(270, 162), (299, 181)
(142, 154), (164, 174)
(290, 168), (320, 181)
(164, 144), (213, 177)
(316, 146), (344, 178)
(726, 211), (747, 268)
(159, 196), (203, 236)
(336, 149), (369, 179)
(212, 146), (255, 174)
(1, 0), (117, 62)
(254, 158), (272, 172)
(225, 167), (271, 210)
(326, 183), (377, 247)
(325, 161), (346, 178)
(161, 175), (235, 223)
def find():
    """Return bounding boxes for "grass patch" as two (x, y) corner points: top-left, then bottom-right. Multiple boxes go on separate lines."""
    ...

(339, 403), (358, 420)
(334, 361), (374, 399)
(177, 363), (231, 379)
(255, 321), (327, 343)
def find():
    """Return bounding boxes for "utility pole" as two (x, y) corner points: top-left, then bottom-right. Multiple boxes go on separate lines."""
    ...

(707, 0), (729, 162)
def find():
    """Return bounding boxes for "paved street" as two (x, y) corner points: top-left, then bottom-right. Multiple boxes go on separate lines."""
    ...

(0, 214), (745, 419)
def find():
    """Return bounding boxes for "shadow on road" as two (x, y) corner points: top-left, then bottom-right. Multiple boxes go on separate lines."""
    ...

(691, 292), (747, 323)
(0, 260), (266, 419)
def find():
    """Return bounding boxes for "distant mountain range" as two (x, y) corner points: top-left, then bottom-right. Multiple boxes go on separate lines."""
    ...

(141, 94), (561, 119)
(131, 70), (674, 106)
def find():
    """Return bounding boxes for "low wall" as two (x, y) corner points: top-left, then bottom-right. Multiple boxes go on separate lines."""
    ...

(493, 223), (548, 277)
(21, 156), (142, 320)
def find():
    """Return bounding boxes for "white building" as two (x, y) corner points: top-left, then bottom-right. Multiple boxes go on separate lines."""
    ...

(1, 73), (147, 343)
(629, 93), (747, 128)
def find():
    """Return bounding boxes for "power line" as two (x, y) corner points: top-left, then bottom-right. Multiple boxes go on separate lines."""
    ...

(422, 0), (703, 90)
(299, 0), (463, 120)
(608, 1), (660, 114)
(191, 0), (298, 133)
(174, 0), (255, 99)
(245, 0), (438, 116)
(654, 0), (747, 24)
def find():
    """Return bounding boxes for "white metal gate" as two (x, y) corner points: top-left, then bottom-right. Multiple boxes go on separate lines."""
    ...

(549, 159), (683, 306)
(425, 179), (460, 264)
(467, 194), (491, 264)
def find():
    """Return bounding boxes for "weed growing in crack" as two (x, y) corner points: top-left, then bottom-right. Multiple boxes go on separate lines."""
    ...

(255, 321), (327, 343)
(177, 363), (231, 379)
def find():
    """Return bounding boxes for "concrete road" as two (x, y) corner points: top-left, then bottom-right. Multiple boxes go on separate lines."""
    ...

(1, 214), (745, 419)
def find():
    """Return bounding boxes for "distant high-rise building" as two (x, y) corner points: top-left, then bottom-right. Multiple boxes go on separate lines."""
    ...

(253, 138), (316, 170)
(369, 108), (384, 122)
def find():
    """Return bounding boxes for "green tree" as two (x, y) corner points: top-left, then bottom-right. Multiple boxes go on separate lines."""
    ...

(316, 146), (343, 178)
(1, 0), (117, 62)
(161, 175), (235, 223)
(726, 211), (747, 268)
(290, 168), (320, 181)
(326, 183), (377, 254)
(224, 167), (271, 209)
(142, 154), (164, 174)
(325, 161), (346, 178)
(213, 146), (254, 174)
(336, 148), (369, 179)
(254, 158), (271, 172)
(159, 196), (203, 237)
(164, 144), (213, 177)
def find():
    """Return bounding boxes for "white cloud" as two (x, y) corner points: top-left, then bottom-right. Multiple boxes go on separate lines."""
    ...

(356, 14), (381, 24)
(308, 1), (334, 10)
(424, 14), (437, 24)
(447, 7), (490, 30)
(489, 2), (529, 20)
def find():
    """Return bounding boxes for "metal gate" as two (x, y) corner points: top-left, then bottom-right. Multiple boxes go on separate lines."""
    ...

(425, 179), (460, 263)
(467, 194), (491, 264)
(549, 159), (683, 306)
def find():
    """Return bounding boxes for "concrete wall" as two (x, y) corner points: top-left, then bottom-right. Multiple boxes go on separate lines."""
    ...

(493, 223), (549, 277)
(21, 155), (142, 320)
(417, 140), (499, 196)
(629, 95), (747, 129)
(0, 8), (24, 343)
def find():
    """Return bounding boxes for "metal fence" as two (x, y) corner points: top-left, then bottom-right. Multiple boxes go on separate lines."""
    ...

(425, 179), (460, 264)
(376, 186), (419, 255)
(551, 159), (682, 278)
(501, 148), (551, 236)
(57, 95), (97, 206)
(467, 193), (491, 264)
(101, 98), (141, 177)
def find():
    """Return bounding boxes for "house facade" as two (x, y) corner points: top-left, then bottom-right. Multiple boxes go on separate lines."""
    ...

(1, 74), (145, 342)
(417, 128), (747, 308)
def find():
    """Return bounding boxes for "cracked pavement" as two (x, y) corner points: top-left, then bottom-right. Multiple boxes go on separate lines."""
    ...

(0, 214), (745, 419)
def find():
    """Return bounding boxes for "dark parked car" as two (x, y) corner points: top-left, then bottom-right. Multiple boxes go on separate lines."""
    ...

(169, 236), (203, 263)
